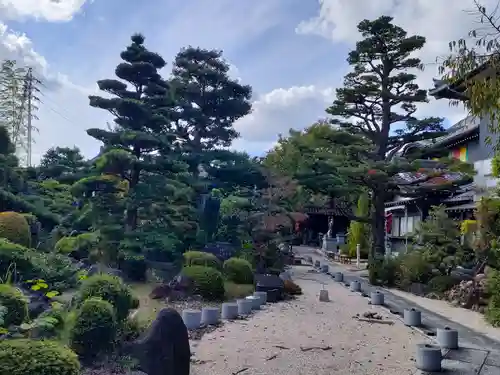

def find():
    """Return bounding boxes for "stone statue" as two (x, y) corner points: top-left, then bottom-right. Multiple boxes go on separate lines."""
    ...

(326, 216), (334, 238)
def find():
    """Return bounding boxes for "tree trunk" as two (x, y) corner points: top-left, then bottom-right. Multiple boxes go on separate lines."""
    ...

(371, 189), (386, 258)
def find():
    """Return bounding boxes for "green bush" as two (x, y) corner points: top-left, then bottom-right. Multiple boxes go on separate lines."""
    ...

(368, 257), (400, 287)
(0, 339), (80, 375)
(485, 269), (500, 327)
(0, 238), (78, 288)
(223, 257), (253, 284)
(182, 265), (225, 300)
(77, 274), (135, 321)
(119, 253), (147, 281)
(398, 250), (432, 288)
(428, 275), (459, 294)
(0, 211), (31, 247)
(55, 232), (97, 259)
(70, 297), (117, 359)
(183, 250), (220, 269)
(0, 284), (27, 326)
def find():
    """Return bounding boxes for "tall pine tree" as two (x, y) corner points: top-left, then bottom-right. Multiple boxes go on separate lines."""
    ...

(83, 34), (191, 261)
(326, 16), (449, 257)
(170, 47), (252, 178)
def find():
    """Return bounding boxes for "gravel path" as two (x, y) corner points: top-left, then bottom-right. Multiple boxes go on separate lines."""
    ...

(190, 266), (430, 375)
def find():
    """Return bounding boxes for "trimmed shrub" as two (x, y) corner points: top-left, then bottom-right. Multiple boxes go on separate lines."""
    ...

(368, 256), (400, 287)
(55, 232), (97, 259)
(54, 236), (77, 255)
(0, 339), (80, 375)
(183, 250), (220, 269)
(0, 212), (31, 247)
(398, 250), (432, 288)
(0, 284), (27, 326)
(77, 274), (135, 321)
(182, 265), (225, 300)
(119, 253), (147, 281)
(485, 269), (500, 327)
(0, 239), (33, 279)
(428, 275), (459, 294)
(0, 238), (78, 288)
(223, 257), (253, 284)
(70, 297), (117, 359)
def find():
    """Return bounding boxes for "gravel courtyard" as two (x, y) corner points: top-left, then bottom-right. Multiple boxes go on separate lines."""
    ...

(190, 266), (430, 375)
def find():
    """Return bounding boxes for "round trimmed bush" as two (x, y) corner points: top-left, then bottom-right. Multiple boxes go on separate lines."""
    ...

(183, 250), (220, 269)
(119, 253), (147, 281)
(77, 274), (135, 321)
(223, 257), (253, 284)
(55, 232), (97, 259)
(54, 236), (77, 255)
(182, 265), (225, 300)
(0, 284), (28, 326)
(428, 275), (459, 294)
(0, 339), (80, 375)
(70, 297), (117, 359)
(0, 211), (31, 247)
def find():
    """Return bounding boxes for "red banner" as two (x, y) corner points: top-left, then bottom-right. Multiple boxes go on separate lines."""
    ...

(385, 212), (393, 234)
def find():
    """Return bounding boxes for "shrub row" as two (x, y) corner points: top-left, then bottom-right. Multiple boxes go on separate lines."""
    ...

(182, 251), (254, 300)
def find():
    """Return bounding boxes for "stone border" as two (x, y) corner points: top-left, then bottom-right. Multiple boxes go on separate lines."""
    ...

(305, 253), (500, 373)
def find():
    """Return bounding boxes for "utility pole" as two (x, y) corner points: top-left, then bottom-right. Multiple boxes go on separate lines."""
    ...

(26, 68), (33, 167)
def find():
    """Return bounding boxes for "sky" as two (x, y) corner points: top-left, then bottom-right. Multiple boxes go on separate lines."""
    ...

(0, 0), (492, 164)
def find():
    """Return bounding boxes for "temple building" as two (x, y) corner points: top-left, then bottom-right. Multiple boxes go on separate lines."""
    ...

(384, 64), (499, 254)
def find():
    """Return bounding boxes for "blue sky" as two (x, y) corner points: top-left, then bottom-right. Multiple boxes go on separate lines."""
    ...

(1, 0), (479, 165)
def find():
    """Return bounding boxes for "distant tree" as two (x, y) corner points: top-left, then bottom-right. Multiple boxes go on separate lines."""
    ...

(38, 146), (87, 183)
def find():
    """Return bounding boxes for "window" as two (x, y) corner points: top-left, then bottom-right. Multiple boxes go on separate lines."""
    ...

(392, 215), (420, 236)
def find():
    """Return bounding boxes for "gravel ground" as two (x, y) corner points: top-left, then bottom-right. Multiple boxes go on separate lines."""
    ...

(190, 266), (430, 375)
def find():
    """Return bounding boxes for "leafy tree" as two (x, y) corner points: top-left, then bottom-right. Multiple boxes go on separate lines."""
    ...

(324, 16), (451, 256)
(0, 125), (59, 230)
(346, 192), (370, 258)
(440, 0), (500, 125)
(413, 205), (468, 273)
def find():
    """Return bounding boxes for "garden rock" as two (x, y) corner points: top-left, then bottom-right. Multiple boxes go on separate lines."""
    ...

(450, 269), (474, 282)
(134, 308), (190, 375)
(16, 285), (50, 319)
(255, 274), (284, 301)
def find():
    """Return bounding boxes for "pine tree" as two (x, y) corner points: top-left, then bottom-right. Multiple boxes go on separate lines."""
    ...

(326, 16), (449, 257)
(83, 34), (192, 260)
(170, 47), (252, 177)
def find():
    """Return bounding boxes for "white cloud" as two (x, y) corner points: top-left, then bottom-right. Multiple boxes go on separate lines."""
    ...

(234, 85), (336, 143)
(0, 0), (91, 21)
(295, 0), (495, 127)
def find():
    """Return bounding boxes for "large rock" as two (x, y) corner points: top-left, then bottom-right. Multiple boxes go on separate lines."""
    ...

(134, 308), (191, 375)
(255, 274), (284, 301)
